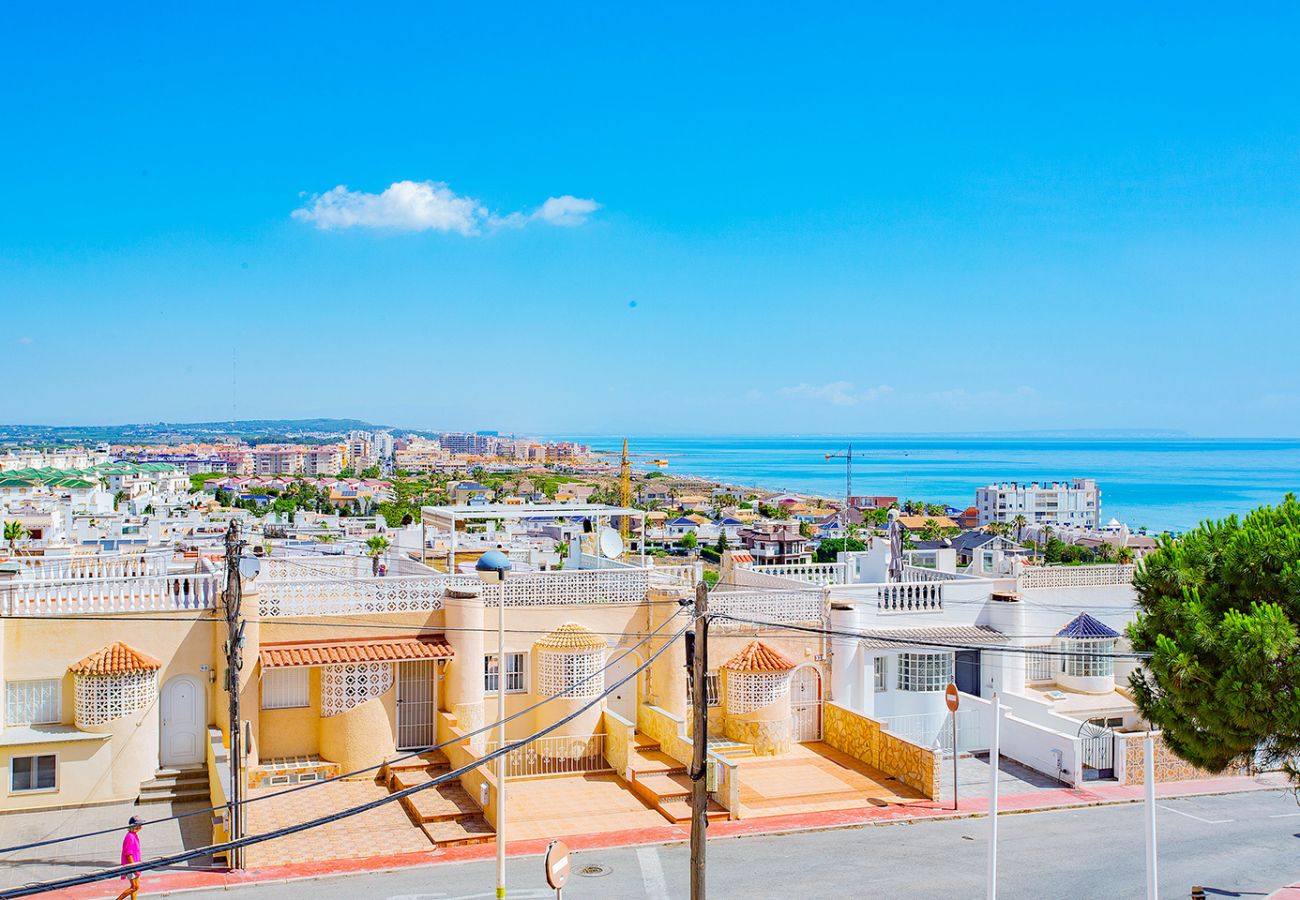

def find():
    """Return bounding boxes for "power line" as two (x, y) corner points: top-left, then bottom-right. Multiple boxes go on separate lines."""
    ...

(0, 622), (691, 900)
(0, 610), (686, 859)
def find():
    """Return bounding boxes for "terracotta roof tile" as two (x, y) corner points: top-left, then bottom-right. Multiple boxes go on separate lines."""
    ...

(69, 642), (162, 675)
(534, 622), (607, 651)
(721, 640), (796, 672)
(260, 635), (454, 669)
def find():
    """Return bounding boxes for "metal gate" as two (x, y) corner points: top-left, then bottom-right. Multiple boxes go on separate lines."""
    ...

(396, 660), (438, 750)
(1079, 721), (1115, 780)
(791, 665), (823, 742)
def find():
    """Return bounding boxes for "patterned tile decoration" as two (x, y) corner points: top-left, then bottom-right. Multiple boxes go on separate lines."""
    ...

(822, 701), (940, 798)
(1123, 733), (1247, 785)
(248, 756), (341, 789)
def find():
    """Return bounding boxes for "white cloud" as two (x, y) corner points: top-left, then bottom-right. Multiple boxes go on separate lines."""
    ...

(532, 195), (601, 227)
(16, 336), (33, 345)
(292, 180), (599, 234)
(777, 382), (895, 406)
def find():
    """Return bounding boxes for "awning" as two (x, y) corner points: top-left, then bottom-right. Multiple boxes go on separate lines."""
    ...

(260, 635), (454, 668)
(857, 625), (1009, 651)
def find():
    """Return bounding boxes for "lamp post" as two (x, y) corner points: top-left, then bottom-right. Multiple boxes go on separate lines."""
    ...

(476, 549), (513, 900)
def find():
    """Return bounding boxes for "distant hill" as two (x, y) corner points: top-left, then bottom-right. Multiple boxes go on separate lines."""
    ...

(0, 418), (436, 445)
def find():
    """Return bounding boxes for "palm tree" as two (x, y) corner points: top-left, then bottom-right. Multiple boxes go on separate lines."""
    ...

(314, 529), (337, 544)
(1040, 525), (1054, 563)
(113, 489), (128, 511)
(366, 535), (391, 576)
(1011, 514), (1028, 543)
(1094, 541), (1114, 562)
(4, 520), (28, 555)
(1115, 545), (1135, 564)
(920, 518), (942, 541)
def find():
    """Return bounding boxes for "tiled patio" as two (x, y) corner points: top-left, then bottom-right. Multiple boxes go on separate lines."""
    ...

(243, 778), (433, 867)
(504, 772), (666, 840)
(737, 742), (926, 817)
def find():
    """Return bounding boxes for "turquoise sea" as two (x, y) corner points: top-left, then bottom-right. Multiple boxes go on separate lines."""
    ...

(567, 436), (1300, 535)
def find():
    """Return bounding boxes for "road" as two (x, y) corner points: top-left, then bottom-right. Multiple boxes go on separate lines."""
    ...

(102, 789), (1300, 899)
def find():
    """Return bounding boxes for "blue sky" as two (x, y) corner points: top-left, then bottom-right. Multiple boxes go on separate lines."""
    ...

(3, 3), (1298, 436)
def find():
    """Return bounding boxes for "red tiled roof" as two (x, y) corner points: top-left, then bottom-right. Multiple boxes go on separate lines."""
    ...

(729, 552), (754, 564)
(721, 640), (796, 672)
(259, 635), (454, 669)
(69, 642), (162, 675)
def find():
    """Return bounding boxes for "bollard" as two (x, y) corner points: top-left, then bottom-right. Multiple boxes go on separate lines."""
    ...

(1190, 887), (1205, 900)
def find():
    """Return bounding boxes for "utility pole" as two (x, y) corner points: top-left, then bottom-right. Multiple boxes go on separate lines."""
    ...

(223, 522), (245, 870)
(1144, 731), (1158, 900)
(986, 692), (1001, 899)
(689, 580), (709, 900)
(823, 444), (854, 536)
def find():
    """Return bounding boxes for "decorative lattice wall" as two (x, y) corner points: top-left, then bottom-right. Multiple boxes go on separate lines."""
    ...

(536, 649), (604, 700)
(725, 670), (790, 715)
(321, 662), (393, 717)
(74, 671), (158, 728)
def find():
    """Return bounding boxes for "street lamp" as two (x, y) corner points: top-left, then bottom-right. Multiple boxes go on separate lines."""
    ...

(476, 549), (512, 900)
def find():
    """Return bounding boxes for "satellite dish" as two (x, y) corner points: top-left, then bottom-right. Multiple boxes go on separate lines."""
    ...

(238, 556), (262, 581)
(599, 527), (625, 560)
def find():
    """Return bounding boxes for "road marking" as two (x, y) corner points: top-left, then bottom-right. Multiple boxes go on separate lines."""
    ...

(638, 845), (671, 900)
(1157, 803), (1231, 824)
(1269, 812), (1300, 818)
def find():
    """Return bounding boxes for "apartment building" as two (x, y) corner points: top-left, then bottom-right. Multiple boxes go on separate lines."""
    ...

(975, 478), (1101, 528)
(252, 446), (303, 476)
(302, 445), (344, 476)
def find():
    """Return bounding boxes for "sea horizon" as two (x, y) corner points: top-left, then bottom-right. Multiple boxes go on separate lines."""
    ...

(561, 434), (1300, 535)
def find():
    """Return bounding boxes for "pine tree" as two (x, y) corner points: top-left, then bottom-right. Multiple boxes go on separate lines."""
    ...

(1128, 493), (1300, 778)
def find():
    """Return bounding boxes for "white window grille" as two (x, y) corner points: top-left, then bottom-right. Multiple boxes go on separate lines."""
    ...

(321, 662), (393, 717)
(725, 671), (791, 715)
(1062, 638), (1116, 678)
(688, 671), (721, 708)
(484, 653), (527, 694)
(6, 679), (62, 726)
(874, 657), (888, 692)
(10, 753), (57, 792)
(896, 653), (953, 693)
(1025, 644), (1054, 682)
(74, 671), (158, 728)
(262, 668), (310, 710)
(537, 649), (604, 700)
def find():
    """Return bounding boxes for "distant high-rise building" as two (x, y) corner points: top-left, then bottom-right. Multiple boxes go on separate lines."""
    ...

(975, 479), (1100, 529)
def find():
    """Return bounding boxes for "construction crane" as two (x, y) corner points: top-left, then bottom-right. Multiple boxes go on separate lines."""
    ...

(619, 438), (632, 544)
(824, 444), (854, 534)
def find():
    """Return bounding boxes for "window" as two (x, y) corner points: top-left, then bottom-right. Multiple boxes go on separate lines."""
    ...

(262, 668), (310, 710)
(5, 679), (61, 726)
(1025, 645), (1054, 682)
(688, 671), (721, 707)
(896, 653), (953, 692)
(1062, 639), (1116, 678)
(874, 657), (888, 692)
(484, 653), (526, 694)
(11, 754), (56, 793)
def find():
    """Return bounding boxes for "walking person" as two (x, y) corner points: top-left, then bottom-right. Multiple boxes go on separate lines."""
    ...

(114, 816), (143, 900)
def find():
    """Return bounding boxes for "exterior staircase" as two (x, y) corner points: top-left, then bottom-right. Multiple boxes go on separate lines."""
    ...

(137, 767), (210, 805)
(628, 734), (727, 824)
(384, 751), (496, 848)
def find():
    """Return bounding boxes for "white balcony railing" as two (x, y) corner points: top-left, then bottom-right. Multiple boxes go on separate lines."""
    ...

(902, 565), (965, 583)
(484, 733), (610, 778)
(9, 551), (173, 582)
(750, 562), (848, 586)
(709, 589), (825, 631)
(1017, 564), (1136, 590)
(1, 572), (221, 616)
(877, 582), (943, 613)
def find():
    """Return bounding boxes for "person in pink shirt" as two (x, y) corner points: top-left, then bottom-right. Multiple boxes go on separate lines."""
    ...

(114, 816), (143, 900)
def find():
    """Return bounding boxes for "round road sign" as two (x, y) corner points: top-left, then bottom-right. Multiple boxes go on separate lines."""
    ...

(545, 839), (571, 890)
(945, 682), (959, 712)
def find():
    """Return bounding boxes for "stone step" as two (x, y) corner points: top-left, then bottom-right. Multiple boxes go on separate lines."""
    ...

(420, 815), (496, 848)
(654, 796), (729, 825)
(137, 786), (210, 805)
(634, 770), (692, 800)
(140, 772), (209, 789)
(633, 734), (660, 751)
(629, 748), (684, 775)
(401, 783), (482, 824)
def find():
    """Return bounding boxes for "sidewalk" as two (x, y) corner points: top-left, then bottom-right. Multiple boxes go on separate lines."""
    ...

(37, 772), (1291, 899)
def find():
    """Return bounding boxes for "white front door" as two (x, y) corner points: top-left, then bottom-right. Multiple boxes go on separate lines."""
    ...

(604, 650), (641, 724)
(396, 661), (438, 750)
(161, 675), (205, 767)
(791, 665), (823, 742)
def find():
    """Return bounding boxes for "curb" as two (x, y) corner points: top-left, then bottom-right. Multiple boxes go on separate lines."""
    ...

(39, 775), (1289, 899)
